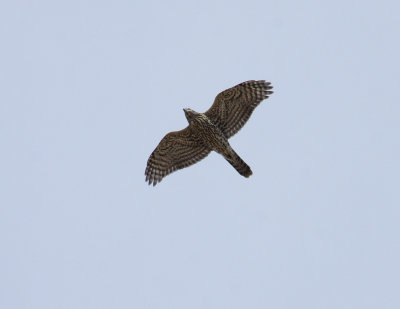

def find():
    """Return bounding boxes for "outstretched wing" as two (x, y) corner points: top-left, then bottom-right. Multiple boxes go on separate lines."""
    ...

(145, 127), (211, 186)
(205, 80), (273, 139)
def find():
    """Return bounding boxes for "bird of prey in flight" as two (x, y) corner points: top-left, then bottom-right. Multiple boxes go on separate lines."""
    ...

(145, 80), (274, 186)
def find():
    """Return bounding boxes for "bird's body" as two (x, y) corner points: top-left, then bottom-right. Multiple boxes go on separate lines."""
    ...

(145, 80), (273, 186)
(186, 110), (229, 153)
(185, 109), (252, 178)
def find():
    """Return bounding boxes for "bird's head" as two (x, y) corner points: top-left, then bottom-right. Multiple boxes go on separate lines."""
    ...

(183, 108), (198, 123)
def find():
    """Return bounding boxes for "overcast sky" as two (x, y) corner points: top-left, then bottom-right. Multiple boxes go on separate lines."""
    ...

(1, 0), (399, 308)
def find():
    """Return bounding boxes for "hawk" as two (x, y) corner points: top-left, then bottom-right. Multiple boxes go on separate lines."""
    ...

(145, 80), (273, 186)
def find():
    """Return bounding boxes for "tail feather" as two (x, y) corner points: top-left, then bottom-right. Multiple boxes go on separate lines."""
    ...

(225, 150), (252, 178)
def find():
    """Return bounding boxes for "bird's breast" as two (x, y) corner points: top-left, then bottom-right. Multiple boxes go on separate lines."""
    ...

(192, 115), (229, 152)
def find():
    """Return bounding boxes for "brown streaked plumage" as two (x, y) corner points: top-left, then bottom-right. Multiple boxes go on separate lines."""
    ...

(145, 80), (273, 186)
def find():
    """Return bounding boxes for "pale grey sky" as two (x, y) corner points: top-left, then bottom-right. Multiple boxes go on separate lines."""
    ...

(1, 0), (399, 308)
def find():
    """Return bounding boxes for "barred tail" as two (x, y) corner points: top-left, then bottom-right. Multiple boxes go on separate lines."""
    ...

(225, 150), (253, 178)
